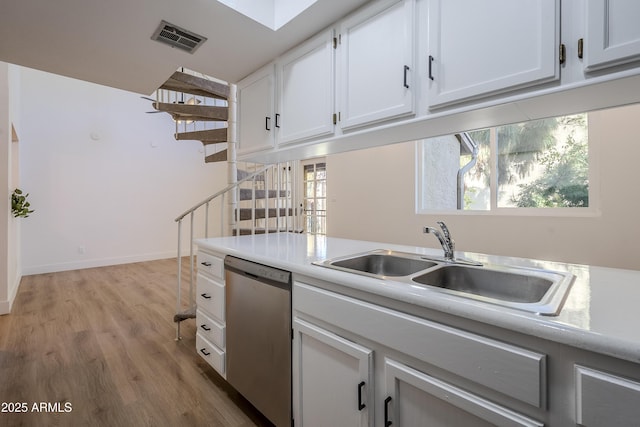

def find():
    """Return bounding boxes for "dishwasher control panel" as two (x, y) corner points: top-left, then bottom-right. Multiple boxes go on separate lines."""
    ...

(224, 256), (291, 285)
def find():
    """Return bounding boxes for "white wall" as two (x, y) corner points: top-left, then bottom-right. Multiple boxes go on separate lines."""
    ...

(328, 104), (640, 271)
(0, 62), (22, 314)
(19, 68), (226, 274)
(7, 65), (21, 309)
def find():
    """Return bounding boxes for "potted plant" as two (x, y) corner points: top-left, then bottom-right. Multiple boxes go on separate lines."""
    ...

(11, 188), (35, 218)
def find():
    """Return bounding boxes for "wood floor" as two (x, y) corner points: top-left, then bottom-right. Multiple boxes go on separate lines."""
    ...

(0, 259), (274, 427)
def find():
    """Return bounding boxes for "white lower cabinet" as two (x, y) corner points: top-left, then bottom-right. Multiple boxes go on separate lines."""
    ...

(196, 309), (225, 349)
(196, 273), (225, 323)
(293, 318), (373, 427)
(384, 358), (542, 427)
(575, 365), (640, 426)
(196, 333), (225, 375)
(293, 281), (544, 427)
(195, 249), (226, 377)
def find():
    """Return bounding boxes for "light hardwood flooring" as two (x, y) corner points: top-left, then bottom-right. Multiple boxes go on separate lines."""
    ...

(0, 258), (274, 427)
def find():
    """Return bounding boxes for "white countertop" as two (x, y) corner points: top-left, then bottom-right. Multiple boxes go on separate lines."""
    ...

(197, 233), (640, 364)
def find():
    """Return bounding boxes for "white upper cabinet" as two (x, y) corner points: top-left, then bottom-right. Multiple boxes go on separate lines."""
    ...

(584, 0), (640, 71)
(233, 0), (640, 162)
(337, 0), (415, 130)
(427, 0), (560, 108)
(277, 29), (335, 145)
(237, 64), (276, 155)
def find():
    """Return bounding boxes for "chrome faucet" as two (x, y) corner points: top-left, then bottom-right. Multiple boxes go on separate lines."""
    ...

(424, 221), (455, 261)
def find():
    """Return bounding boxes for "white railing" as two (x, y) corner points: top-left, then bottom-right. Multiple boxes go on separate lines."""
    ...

(164, 70), (304, 339)
(173, 161), (302, 340)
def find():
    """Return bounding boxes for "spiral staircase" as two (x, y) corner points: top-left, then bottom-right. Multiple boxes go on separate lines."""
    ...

(149, 69), (303, 336)
(151, 70), (230, 163)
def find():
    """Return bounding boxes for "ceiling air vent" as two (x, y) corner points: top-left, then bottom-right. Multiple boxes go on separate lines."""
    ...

(151, 20), (207, 54)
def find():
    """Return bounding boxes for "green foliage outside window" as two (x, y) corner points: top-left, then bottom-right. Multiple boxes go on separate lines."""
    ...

(508, 114), (588, 208)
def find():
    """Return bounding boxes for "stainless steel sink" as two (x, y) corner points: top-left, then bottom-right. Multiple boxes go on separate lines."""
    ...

(412, 264), (574, 315)
(413, 265), (553, 303)
(317, 250), (438, 277)
(314, 250), (574, 316)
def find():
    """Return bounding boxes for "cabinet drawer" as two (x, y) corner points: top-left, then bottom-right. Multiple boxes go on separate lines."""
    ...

(197, 251), (224, 279)
(576, 365), (640, 426)
(295, 282), (546, 408)
(196, 274), (225, 322)
(196, 333), (225, 377)
(196, 309), (225, 349)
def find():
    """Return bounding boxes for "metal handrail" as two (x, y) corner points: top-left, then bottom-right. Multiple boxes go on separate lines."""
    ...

(174, 163), (278, 341)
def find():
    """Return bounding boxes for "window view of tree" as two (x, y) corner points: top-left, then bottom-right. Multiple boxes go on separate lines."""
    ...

(419, 113), (589, 212)
(506, 115), (588, 207)
(460, 129), (490, 210)
(497, 114), (588, 208)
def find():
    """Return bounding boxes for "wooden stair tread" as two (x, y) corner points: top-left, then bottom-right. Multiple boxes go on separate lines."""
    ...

(173, 306), (196, 322)
(236, 208), (297, 221)
(237, 169), (265, 181)
(239, 188), (287, 200)
(153, 102), (228, 121)
(160, 71), (229, 100)
(205, 149), (227, 163)
(175, 128), (227, 144)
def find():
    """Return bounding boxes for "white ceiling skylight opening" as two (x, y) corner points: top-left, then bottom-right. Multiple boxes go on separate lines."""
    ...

(216, 0), (318, 31)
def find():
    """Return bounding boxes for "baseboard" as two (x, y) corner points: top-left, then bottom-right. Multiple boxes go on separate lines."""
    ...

(22, 251), (177, 276)
(0, 300), (10, 315)
(0, 274), (22, 315)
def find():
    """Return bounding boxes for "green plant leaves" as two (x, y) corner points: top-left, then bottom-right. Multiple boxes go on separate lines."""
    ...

(11, 188), (35, 218)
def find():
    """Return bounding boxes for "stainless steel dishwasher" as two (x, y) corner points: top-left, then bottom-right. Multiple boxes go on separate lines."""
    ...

(224, 256), (292, 427)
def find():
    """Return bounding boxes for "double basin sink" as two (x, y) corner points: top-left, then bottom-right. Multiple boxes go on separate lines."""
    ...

(314, 250), (574, 316)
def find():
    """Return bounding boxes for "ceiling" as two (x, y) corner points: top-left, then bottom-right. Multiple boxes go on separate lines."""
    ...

(0, 0), (369, 95)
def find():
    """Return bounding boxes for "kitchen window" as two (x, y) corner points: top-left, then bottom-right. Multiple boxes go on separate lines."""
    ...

(417, 113), (593, 214)
(302, 159), (327, 235)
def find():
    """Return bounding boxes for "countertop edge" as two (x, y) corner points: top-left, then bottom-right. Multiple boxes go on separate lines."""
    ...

(195, 235), (640, 364)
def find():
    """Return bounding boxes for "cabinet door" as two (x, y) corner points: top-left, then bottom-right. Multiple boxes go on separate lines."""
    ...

(237, 64), (275, 155)
(293, 318), (373, 427)
(584, 0), (640, 71)
(383, 358), (543, 427)
(575, 365), (640, 426)
(277, 29), (335, 145)
(338, 0), (415, 130)
(427, 0), (559, 108)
